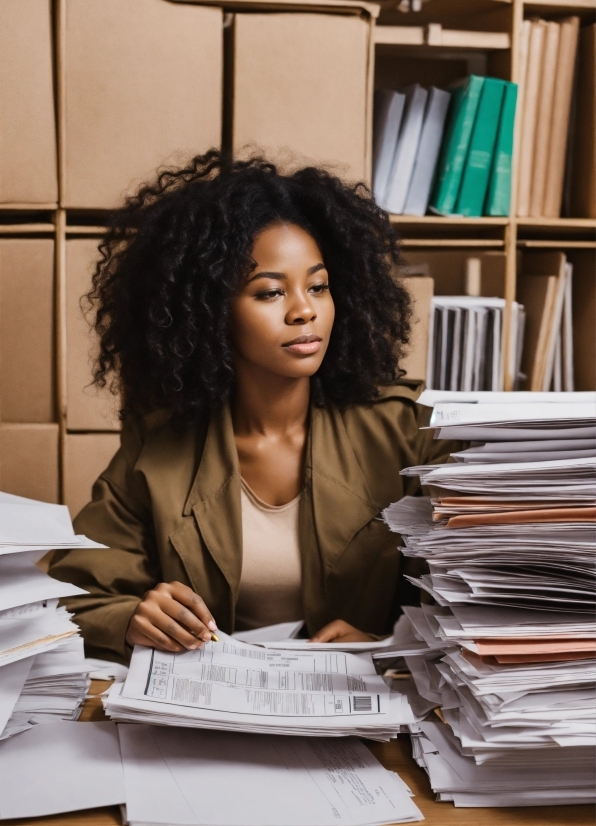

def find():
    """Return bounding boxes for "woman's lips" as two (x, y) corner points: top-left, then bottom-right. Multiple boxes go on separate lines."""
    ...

(282, 334), (323, 355)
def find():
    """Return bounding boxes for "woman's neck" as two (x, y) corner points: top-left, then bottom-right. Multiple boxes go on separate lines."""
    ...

(231, 365), (310, 437)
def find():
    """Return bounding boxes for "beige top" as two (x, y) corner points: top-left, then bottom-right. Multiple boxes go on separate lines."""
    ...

(235, 478), (303, 631)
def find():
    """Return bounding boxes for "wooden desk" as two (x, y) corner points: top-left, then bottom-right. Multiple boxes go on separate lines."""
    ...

(4, 682), (593, 826)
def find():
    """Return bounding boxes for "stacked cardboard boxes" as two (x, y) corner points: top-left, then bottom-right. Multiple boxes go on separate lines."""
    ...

(1, 0), (594, 515)
(0, 0), (377, 516)
(0, 0), (59, 504)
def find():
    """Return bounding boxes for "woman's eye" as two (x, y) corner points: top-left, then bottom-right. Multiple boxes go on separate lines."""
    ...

(256, 288), (284, 300)
(310, 283), (330, 294)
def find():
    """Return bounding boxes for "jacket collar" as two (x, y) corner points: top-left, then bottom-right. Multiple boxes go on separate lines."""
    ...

(183, 403), (243, 597)
(307, 404), (379, 574)
(182, 397), (379, 591)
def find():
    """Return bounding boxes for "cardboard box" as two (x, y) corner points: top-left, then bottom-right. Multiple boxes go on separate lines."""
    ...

(0, 423), (59, 503)
(65, 239), (120, 431)
(399, 276), (434, 382)
(0, 0), (57, 205)
(0, 239), (55, 422)
(61, 0), (223, 209)
(399, 250), (506, 297)
(63, 432), (120, 518)
(230, 13), (372, 181)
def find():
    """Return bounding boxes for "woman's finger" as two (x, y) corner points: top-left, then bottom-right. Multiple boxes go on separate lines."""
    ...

(131, 632), (155, 648)
(310, 619), (348, 642)
(167, 582), (218, 631)
(130, 615), (187, 653)
(136, 603), (203, 650)
(151, 609), (206, 650)
(156, 595), (212, 642)
(129, 629), (169, 650)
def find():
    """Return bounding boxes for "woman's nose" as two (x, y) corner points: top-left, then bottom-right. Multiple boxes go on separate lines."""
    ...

(286, 293), (316, 325)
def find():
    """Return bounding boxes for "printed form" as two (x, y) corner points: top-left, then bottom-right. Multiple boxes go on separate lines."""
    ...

(123, 634), (390, 717)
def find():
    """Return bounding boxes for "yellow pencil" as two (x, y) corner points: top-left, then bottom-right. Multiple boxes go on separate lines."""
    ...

(211, 633), (220, 642)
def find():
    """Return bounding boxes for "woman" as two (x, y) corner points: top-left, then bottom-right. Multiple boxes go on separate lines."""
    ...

(50, 151), (448, 665)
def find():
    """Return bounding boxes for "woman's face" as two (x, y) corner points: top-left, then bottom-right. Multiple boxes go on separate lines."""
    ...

(229, 223), (335, 380)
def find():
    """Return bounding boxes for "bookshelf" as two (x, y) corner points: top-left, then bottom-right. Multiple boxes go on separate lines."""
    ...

(375, 0), (595, 391)
(0, 0), (594, 509)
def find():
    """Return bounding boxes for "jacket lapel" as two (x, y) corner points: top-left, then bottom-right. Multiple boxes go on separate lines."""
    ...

(174, 398), (378, 625)
(307, 404), (379, 574)
(183, 403), (243, 600)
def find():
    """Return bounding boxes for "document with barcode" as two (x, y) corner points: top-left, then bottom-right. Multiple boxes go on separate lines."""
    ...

(123, 635), (389, 717)
(110, 632), (420, 737)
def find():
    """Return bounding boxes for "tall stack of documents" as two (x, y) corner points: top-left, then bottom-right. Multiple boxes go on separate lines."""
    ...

(0, 492), (105, 740)
(105, 632), (425, 740)
(381, 391), (596, 807)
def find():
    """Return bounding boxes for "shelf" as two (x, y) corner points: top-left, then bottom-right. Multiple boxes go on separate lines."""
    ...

(0, 203), (58, 211)
(0, 223), (55, 234)
(377, 0), (512, 29)
(375, 24), (510, 49)
(518, 239), (596, 248)
(523, 0), (595, 7)
(401, 238), (504, 246)
(516, 217), (596, 229)
(516, 216), (596, 245)
(65, 226), (108, 236)
(389, 214), (509, 225)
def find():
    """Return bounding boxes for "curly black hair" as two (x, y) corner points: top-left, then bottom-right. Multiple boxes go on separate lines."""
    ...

(87, 149), (411, 424)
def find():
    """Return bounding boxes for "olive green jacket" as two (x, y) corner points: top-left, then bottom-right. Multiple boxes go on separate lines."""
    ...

(49, 383), (450, 664)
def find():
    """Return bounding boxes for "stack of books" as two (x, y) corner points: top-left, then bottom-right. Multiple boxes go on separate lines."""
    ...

(382, 392), (596, 807)
(518, 251), (575, 391)
(426, 296), (525, 392)
(516, 17), (580, 219)
(0, 491), (104, 740)
(373, 85), (451, 216)
(374, 76), (518, 217)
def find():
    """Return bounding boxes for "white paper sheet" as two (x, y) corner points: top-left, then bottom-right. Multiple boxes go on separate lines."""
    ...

(123, 640), (388, 718)
(0, 721), (125, 819)
(0, 657), (33, 736)
(418, 389), (596, 407)
(0, 555), (86, 612)
(231, 620), (305, 643)
(0, 608), (78, 667)
(119, 724), (423, 826)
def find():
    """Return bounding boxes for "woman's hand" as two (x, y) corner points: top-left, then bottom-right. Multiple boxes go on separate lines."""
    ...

(126, 581), (218, 653)
(310, 620), (376, 644)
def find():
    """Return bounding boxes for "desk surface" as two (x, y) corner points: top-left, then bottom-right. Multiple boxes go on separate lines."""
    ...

(4, 682), (593, 826)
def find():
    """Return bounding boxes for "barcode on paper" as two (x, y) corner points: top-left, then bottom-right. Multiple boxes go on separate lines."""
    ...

(352, 695), (372, 712)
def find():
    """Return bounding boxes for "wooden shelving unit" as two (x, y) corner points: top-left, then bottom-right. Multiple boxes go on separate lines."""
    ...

(376, 0), (595, 389)
(0, 0), (594, 508)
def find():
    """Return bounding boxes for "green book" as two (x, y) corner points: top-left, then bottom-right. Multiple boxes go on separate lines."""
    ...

(484, 81), (518, 216)
(455, 78), (506, 217)
(429, 75), (485, 215)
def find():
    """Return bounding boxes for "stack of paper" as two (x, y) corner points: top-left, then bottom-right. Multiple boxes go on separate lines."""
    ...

(0, 492), (105, 740)
(104, 632), (425, 741)
(381, 393), (596, 807)
(120, 725), (423, 826)
(0, 719), (423, 824)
